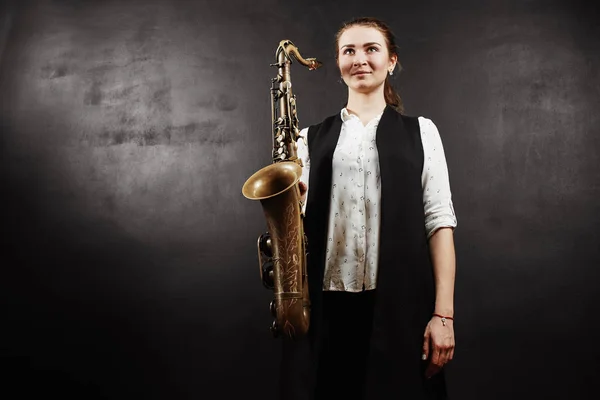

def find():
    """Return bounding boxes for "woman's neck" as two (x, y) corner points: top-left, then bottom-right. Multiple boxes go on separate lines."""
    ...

(345, 88), (387, 126)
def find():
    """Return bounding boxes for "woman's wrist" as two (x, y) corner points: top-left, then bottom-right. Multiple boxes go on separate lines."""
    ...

(432, 313), (454, 326)
(433, 304), (454, 318)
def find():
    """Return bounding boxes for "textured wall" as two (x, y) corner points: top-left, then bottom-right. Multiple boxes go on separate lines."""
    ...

(1, 0), (598, 399)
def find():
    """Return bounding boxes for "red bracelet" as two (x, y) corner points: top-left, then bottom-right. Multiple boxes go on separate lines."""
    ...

(433, 313), (454, 326)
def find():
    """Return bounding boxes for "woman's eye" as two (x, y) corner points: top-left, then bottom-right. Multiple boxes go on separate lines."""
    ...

(367, 46), (378, 52)
(343, 48), (354, 55)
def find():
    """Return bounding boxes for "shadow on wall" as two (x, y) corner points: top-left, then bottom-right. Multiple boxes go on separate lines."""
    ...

(1, 142), (187, 399)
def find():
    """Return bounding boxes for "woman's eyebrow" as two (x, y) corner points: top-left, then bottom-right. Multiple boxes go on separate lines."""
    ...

(340, 42), (382, 49)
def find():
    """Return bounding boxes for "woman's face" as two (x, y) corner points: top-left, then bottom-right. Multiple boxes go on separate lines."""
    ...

(337, 26), (396, 95)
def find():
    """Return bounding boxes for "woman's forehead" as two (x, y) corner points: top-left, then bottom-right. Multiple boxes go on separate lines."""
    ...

(339, 26), (385, 47)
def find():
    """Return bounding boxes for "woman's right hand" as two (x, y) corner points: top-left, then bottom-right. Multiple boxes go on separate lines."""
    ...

(298, 181), (307, 202)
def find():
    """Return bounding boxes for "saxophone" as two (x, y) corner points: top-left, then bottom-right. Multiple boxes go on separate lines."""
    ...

(242, 40), (322, 340)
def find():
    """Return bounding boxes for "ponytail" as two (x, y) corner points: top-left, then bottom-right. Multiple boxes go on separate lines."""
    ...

(384, 77), (403, 114)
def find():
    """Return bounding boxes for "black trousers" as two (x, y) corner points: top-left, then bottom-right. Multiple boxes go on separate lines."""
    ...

(314, 289), (376, 400)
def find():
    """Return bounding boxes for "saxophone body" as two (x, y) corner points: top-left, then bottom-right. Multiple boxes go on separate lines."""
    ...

(242, 40), (322, 340)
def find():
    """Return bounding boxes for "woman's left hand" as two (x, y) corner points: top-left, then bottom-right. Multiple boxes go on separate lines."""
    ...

(422, 316), (455, 379)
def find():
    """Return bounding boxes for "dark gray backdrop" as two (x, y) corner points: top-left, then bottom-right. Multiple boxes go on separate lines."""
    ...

(1, 0), (598, 399)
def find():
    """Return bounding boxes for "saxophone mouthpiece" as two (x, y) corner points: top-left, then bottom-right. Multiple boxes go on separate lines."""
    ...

(306, 58), (323, 71)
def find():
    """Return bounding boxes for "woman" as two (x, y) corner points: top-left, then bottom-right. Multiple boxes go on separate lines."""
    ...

(279, 17), (457, 400)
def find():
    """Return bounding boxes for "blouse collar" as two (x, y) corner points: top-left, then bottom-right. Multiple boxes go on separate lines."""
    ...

(340, 107), (386, 125)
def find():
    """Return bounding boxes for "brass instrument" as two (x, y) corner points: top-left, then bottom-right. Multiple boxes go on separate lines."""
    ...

(242, 40), (322, 340)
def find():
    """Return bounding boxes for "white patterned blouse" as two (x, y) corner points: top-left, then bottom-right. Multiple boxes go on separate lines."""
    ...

(297, 108), (457, 292)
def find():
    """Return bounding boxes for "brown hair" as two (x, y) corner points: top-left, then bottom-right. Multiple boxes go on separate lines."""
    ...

(335, 17), (404, 114)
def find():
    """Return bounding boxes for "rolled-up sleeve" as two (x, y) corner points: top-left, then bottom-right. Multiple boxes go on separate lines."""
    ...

(297, 127), (310, 214)
(419, 117), (457, 239)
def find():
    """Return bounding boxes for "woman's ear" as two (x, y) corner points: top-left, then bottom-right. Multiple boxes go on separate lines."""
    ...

(389, 54), (398, 70)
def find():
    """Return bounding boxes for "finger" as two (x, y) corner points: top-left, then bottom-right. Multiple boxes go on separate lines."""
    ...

(298, 181), (307, 195)
(431, 347), (442, 368)
(422, 329), (430, 361)
(425, 350), (442, 379)
(425, 364), (441, 379)
(443, 337), (455, 363)
(447, 341), (455, 361)
(439, 347), (450, 367)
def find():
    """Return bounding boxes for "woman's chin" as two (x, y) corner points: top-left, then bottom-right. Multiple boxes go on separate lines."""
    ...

(341, 72), (386, 94)
(350, 83), (379, 94)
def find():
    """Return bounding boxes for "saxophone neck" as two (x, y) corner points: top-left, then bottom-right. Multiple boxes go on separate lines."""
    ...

(277, 40), (323, 71)
(270, 40), (322, 163)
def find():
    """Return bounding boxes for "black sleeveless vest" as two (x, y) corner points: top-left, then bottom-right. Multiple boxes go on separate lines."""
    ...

(280, 105), (447, 400)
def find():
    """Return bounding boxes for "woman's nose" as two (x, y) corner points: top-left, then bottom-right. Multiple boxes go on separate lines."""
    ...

(353, 57), (367, 66)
